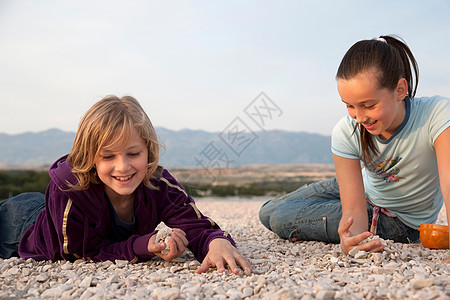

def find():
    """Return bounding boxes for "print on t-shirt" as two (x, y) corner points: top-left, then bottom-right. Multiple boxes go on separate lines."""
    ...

(373, 157), (405, 183)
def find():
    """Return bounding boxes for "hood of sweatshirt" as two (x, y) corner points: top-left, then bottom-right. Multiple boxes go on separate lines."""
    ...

(48, 155), (108, 223)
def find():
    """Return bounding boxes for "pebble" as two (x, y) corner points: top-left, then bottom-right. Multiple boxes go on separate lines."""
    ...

(61, 262), (73, 270)
(242, 286), (253, 297)
(316, 290), (336, 300)
(348, 247), (359, 257)
(9, 266), (20, 275)
(0, 201), (448, 299)
(154, 287), (179, 300)
(411, 277), (434, 289)
(36, 273), (48, 282)
(354, 250), (368, 259)
(79, 276), (92, 288)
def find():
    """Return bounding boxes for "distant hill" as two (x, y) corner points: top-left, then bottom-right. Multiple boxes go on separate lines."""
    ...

(0, 129), (76, 168)
(0, 128), (332, 169)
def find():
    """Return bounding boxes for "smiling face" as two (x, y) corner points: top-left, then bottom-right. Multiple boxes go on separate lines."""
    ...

(337, 69), (408, 140)
(95, 128), (149, 203)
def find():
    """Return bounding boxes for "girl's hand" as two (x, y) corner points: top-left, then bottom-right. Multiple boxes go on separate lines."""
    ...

(195, 238), (252, 275)
(147, 228), (189, 261)
(338, 217), (385, 254)
(445, 252), (450, 264)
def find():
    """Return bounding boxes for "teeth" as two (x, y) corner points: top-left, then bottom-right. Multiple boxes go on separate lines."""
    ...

(115, 175), (132, 181)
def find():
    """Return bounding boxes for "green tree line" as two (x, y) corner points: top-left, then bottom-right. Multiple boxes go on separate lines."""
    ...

(182, 180), (312, 198)
(0, 170), (316, 201)
(0, 170), (50, 201)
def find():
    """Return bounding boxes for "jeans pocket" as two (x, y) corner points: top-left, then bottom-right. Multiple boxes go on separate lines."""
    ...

(288, 217), (339, 243)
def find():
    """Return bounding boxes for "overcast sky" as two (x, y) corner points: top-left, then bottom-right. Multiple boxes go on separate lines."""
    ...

(1, 0), (449, 136)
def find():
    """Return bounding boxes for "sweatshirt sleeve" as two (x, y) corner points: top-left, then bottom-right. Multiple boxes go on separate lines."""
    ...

(155, 170), (236, 262)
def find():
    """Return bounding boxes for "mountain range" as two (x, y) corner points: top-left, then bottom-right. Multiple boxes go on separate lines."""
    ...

(0, 128), (333, 169)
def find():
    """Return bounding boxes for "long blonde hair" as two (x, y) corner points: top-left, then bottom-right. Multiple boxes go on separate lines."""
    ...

(68, 95), (162, 190)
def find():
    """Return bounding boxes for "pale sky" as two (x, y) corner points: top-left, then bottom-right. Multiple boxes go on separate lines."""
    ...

(1, 0), (449, 135)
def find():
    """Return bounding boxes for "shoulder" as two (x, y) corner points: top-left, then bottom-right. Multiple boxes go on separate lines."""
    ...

(332, 115), (358, 139)
(411, 95), (450, 112)
(333, 115), (356, 130)
(48, 155), (78, 189)
(150, 168), (188, 197)
(410, 95), (450, 122)
(331, 115), (362, 159)
(409, 96), (450, 143)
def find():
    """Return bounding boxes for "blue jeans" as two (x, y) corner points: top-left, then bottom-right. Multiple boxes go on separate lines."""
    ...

(0, 192), (45, 258)
(259, 178), (419, 243)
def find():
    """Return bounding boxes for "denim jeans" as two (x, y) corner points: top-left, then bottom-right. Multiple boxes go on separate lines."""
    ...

(0, 192), (45, 258)
(259, 178), (419, 244)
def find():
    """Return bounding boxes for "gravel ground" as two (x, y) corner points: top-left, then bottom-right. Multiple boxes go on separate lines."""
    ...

(0, 199), (449, 299)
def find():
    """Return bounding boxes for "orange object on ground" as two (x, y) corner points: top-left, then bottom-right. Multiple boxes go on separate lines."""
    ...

(417, 224), (449, 249)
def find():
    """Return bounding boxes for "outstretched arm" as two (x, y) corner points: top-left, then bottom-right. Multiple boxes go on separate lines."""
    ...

(333, 154), (384, 254)
(156, 170), (251, 272)
(434, 127), (450, 263)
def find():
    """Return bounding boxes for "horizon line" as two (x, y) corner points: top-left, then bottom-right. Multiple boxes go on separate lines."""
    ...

(0, 127), (331, 137)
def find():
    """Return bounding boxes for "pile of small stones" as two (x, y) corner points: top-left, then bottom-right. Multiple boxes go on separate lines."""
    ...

(155, 227), (172, 255)
(0, 200), (448, 299)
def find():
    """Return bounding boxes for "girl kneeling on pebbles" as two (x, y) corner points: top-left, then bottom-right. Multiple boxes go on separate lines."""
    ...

(259, 35), (450, 262)
(0, 95), (251, 274)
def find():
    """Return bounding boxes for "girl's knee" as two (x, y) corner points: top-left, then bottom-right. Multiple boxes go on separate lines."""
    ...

(259, 198), (298, 232)
(258, 201), (273, 230)
(267, 207), (294, 237)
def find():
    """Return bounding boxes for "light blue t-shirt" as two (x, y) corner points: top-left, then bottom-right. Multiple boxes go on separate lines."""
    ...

(331, 96), (450, 229)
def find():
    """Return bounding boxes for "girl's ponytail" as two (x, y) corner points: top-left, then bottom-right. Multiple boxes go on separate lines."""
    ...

(380, 35), (419, 99)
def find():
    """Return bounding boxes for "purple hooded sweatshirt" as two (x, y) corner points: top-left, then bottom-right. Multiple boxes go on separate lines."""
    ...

(19, 155), (234, 263)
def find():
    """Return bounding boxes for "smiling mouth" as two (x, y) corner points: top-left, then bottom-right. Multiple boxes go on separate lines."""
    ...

(362, 120), (377, 128)
(113, 174), (134, 181)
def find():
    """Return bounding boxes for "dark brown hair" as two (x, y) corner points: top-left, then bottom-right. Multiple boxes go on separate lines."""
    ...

(336, 35), (419, 167)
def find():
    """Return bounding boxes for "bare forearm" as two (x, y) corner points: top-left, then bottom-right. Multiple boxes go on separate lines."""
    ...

(333, 154), (369, 235)
(340, 209), (368, 236)
(434, 127), (450, 262)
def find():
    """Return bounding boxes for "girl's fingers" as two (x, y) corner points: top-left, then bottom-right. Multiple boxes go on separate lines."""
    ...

(150, 228), (189, 261)
(235, 253), (252, 275)
(213, 253), (252, 275)
(166, 236), (178, 254)
(357, 239), (385, 253)
(215, 259), (226, 273)
(147, 234), (164, 253)
(167, 236), (187, 258)
(340, 224), (374, 254)
(347, 231), (373, 246)
(171, 230), (189, 247)
(169, 234), (188, 256)
(338, 217), (353, 236)
(194, 246), (252, 275)
(196, 259), (214, 274)
(172, 228), (186, 237)
(222, 255), (240, 274)
(346, 232), (385, 253)
(147, 230), (188, 261)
